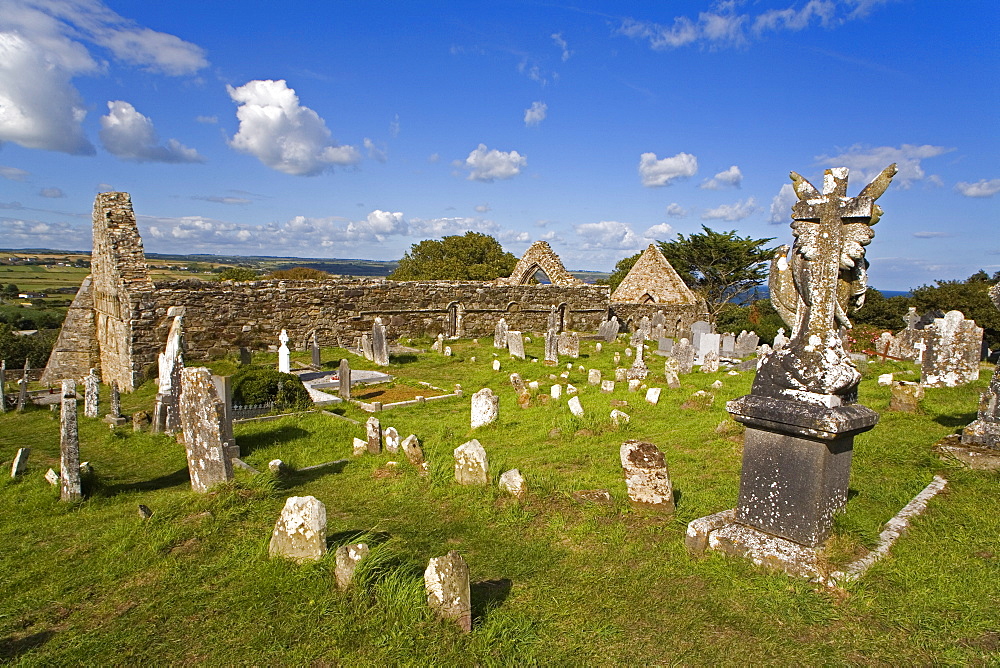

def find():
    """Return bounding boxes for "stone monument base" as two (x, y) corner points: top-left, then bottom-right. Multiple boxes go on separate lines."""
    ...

(935, 435), (1000, 471)
(103, 414), (127, 426)
(685, 510), (824, 580)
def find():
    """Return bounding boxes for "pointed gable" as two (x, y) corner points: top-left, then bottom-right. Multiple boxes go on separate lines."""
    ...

(611, 244), (696, 305)
(497, 240), (584, 287)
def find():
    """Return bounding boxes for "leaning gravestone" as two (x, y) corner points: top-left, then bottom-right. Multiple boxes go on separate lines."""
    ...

(425, 551), (472, 632)
(470, 388), (499, 428)
(509, 373), (528, 397)
(454, 439), (488, 485)
(179, 367), (234, 493)
(494, 318), (509, 349)
(360, 333), (374, 362)
(507, 331), (525, 359)
(372, 318), (390, 367)
(83, 368), (100, 418)
(10, 447), (29, 478)
(621, 440), (674, 510)
(59, 379), (82, 501)
(920, 310), (983, 388)
(401, 434), (424, 467)
(268, 496), (327, 563)
(499, 469), (527, 498)
(0, 359), (6, 413)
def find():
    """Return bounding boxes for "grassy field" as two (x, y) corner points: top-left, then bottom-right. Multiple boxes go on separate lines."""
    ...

(1, 337), (997, 665)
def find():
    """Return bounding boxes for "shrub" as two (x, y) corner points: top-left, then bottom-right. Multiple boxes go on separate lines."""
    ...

(231, 365), (311, 409)
(217, 267), (259, 282)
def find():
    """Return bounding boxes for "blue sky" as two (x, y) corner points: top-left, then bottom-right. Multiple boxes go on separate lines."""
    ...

(0, 0), (997, 290)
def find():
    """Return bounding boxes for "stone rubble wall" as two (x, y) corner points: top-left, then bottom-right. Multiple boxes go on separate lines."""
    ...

(609, 302), (707, 338)
(40, 276), (100, 386)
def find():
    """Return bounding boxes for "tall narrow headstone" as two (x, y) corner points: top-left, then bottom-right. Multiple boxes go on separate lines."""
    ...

(544, 328), (559, 364)
(110, 380), (122, 419)
(360, 333), (373, 361)
(10, 447), (29, 477)
(470, 388), (499, 428)
(59, 379), (82, 501)
(494, 318), (509, 349)
(0, 359), (6, 413)
(506, 331), (525, 359)
(310, 332), (321, 370)
(674, 338), (695, 374)
(454, 439), (488, 485)
(16, 365), (28, 412)
(278, 329), (291, 373)
(155, 313), (184, 433)
(547, 305), (560, 332)
(179, 367), (234, 493)
(212, 375), (235, 456)
(365, 416), (382, 454)
(338, 358), (351, 399)
(83, 368), (99, 418)
(372, 318), (390, 367)
(721, 333), (736, 356)
(239, 347), (252, 366)
(268, 496), (327, 563)
(424, 551), (472, 633)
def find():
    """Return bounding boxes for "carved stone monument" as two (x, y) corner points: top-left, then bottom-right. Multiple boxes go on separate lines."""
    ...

(59, 379), (83, 501)
(278, 329), (291, 374)
(179, 367), (234, 493)
(690, 165), (897, 573)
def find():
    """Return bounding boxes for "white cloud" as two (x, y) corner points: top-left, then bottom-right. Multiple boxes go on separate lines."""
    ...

(499, 229), (531, 243)
(551, 33), (571, 61)
(0, 216), (88, 248)
(193, 195), (252, 205)
(769, 183), (797, 223)
(39, 187), (65, 198)
(475, 203), (491, 213)
(389, 113), (400, 138)
(638, 151), (697, 187)
(227, 79), (361, 176)
(912, 231), (952, 239)
(345, 210), (407, 241)
(700, 165), (742, 189)
(462, 144), (526, 182)
(0, 166), (30, 181)
(816, 144), (953, 189)
(619, 1), (892, 51)
(195, 115), (217, 124)
(665, 202), (687, 218)
(702, 197), (759, 222)
(364, 137), (388, 163)
(524, 101), (547, 127)
(643, 223), (674, 239)
(955, 179), (1000, 198)
(428, 153), (440, 163)
(573, 220), (652, 250)
(0, 0), (207, 155)
(99, 100), (203, 163)
(409, 216), (499, 236)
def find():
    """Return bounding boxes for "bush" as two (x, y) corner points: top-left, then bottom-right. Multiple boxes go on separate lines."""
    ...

(264, 267), (332, 280)
(231, 365), (312, 409)
(217, 267), (259, 282)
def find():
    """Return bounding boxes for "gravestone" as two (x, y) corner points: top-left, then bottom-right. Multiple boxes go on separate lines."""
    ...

(645, 387), (661, 405)
(558, 331), (579, 358)
(620, 440), (674, 510)
(154, 313), (184, 434)
(613, 352), (621, 366)
(365, 416), (382, 454)
(722, 164), (895, 550)
(494, 318), (509, 349)
(179, 367), (234, 493)
(336, 543), (370, 590)
(454, 439), (488, 485)
(920, 310), (983, 387)
(278, 329), (291, 373)
(10, 447), (29, 477)
(734, 330), (759, 358)
(551, 384), (562, 399)
(338, 358), (351, 399)
(132, 410), (150, 432)
(268, 496), (327, 563)
(401, 434), (424, 466)
(889, 381), (923, 412)
(239, 347), (252, 366)
(104, 380), (126, 426)
(352, 438), (367, 456)
(674, 338), (695, 374)
(627, 343), (648, 381)
(614, 367), (627, 382)
(83, 368), (100, 418)
(310, 332), (321, 370)
(663, 358), (681, 389)
(507, 331), (525, 359)
(372, 318), (390, 367)
(424, 551), (472, 633)
(657, 338), (674, 354)
(652, 310), (666, 330)
(509, 373), (528, 397)
(492, 359), (501, 371)
(59, 379), (82, 501)
(471, 388), (499, 428)
(360, 334), (374, 362)
(568, 396), (584, 417)
(588, 369), (602, 385)
(772, 327), (789, 350)
(962, 284), (1000, 449)
(599, 316), (620, 343)
(690, 321), (711, 350)
(544, 328), (559, 364)
(601, 380), (615, 393)
(384, 427), (401, 453)
(696, 333), (721, 365)
(721, 333), (736, 356)
(701, 350), (720, 373)
(211, 375), (234, 456)
(547, 305), (560, 332)
(499, 469), (527, 498)
(610, 408), (630, 425)
(16, 376), (27, 412)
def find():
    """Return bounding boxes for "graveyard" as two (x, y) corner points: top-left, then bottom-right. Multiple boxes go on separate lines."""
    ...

(1, 328), (998, 663)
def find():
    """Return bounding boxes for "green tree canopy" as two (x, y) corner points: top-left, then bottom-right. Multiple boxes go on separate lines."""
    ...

(217, 267), (259, 282)
(851, 288), (912, 331)
(656, 225), (776, 324)
(910, 271), (1000, 348)
(602, 254), (640, 292)
(389, 232), (518, 281)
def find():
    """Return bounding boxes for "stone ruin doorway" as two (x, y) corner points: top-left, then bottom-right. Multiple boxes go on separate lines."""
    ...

(446, 302), (465, 338)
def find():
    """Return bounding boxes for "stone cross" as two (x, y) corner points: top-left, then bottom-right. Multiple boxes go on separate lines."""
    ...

(278, 329), (291, 373)
(179, 367), (234, 493)
(59, 379), (82, 501)
(904, 307), (920, 330)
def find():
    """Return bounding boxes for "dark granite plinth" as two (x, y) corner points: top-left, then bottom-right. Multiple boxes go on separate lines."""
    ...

(728, 394), (878, 547)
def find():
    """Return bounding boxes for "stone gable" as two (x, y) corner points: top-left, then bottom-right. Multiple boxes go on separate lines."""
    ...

(610, 244), (697, 305)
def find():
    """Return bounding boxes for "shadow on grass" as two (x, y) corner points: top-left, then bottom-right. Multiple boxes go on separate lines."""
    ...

(472, 578), (513, 622)
(326, 529), (392, 549)
(102, 467), (191, 495)
(281, 459), (349, 488)
(933, 412), (978, 429)
(390, 354), (419, 365)
(0, 630), (54, 660)
(237, 426), (311, 456)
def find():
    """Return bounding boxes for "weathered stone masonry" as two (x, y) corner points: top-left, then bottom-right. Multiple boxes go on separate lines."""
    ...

(44, 193), (706, 391)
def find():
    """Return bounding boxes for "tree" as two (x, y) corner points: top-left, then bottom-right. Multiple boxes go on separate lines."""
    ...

(910, 271), (1000, 348)
(217, 267), (259, 282)
(602, 253), (641, 292)
(389, 232), (518, 281)
(851, 288), (911, 331)
(656, 225), (776, 324)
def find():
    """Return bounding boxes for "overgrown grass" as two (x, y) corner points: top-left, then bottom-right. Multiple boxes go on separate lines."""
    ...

(1, 338), (997, 664)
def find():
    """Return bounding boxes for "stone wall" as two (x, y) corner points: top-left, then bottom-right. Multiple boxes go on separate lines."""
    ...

(610, 302), (706, 338)
(39, 276), (100, 386)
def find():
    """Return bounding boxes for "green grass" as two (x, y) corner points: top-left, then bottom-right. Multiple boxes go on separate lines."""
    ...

(1, 339), (998, 665)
